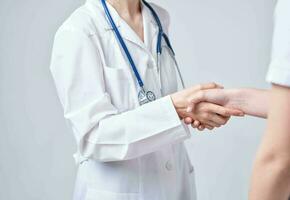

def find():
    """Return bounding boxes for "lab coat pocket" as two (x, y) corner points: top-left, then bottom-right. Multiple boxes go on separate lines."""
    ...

(102, 66), (134, 112)
(85, 189), (139, 200)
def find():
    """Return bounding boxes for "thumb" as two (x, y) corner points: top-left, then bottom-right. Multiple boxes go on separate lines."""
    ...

(186, 91), (206, 112)
(186, 89), (225, 112)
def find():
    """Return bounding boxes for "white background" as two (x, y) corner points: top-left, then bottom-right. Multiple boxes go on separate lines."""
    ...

(0, 0), (275, 199)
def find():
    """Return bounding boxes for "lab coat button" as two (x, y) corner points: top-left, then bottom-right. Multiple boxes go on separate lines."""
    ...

(189, 165), (194, 174)
(165, 161), (173, 171)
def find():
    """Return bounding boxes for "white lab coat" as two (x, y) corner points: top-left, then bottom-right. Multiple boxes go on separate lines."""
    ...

(50, 0), (196, 199)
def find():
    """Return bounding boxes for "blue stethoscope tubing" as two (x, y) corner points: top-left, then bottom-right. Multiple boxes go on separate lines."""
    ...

(141, 0), (185, 92)
(101, 0), (185, 103)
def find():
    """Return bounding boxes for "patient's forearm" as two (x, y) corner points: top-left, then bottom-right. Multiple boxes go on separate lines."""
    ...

(228, 88), (269, 118)
(249, 85), (290, 200)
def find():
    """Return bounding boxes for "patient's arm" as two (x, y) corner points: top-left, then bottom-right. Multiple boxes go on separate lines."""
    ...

(249, 84), (290, 200)
(187, 88), (269, 118)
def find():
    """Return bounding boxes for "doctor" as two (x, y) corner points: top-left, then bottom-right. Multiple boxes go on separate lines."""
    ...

(50, 0), (243, 199)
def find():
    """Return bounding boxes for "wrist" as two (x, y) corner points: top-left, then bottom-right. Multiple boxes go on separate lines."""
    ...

(170, 93), (192, 120)
(225, 89), (248, 111)
(169, 94), (182, 117)
(170, 92), (184, 109)
(239, 88), (269, 118)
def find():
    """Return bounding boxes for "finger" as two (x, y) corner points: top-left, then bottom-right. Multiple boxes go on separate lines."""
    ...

(205, 125), (214, 130)
(203, 119), (221, 128)
(207, 103), (244, 117)
(184, 117), (193, 124)
(194, 120), (201, 127)
(209, 114), (229, 126)
(224, 116), (230, 124)
(186, 104), (195, 113)
(187, 91), (205, 112)
(187, 90), (209, 112)
(191, 120), (200, 128)
(221, 108), (244, 117)
(199, 82), (223, 90)
(227, 108), (245, 117)
(187, 88), (226, 112)
(198, 125), (205, 131)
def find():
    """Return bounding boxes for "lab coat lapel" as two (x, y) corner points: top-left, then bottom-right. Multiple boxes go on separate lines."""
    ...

(100, 1), (147, 50)
(87, 0), (159, 87)
(116, 2), (160, 52)
(139, 3), (159, 83)
(87, 0), (159, 53)
(142, 3), (159, 53)
(118, 21), (146, 50)
(105, 2), (159, 81)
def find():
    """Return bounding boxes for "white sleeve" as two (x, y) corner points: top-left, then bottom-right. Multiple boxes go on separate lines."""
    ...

(266, 0), (290, 87)
(50, 29), (190, 162)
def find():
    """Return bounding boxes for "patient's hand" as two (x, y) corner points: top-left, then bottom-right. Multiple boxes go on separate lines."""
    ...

(187, 88), (268, 120)
(187, 88), (237, 111)
(186, 89), (247, 130)
(170, 83), (244, 130)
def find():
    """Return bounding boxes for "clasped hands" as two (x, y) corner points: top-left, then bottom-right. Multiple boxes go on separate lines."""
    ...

(171, 83), (244, 131)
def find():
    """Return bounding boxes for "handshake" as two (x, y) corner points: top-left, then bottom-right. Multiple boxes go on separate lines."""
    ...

(170, 83), (245, 131)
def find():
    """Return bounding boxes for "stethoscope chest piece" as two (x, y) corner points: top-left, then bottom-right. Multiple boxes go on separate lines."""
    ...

(138, 89), (156, 105)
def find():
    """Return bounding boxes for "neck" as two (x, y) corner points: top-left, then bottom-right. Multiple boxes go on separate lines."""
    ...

(107, 0), (141, 18)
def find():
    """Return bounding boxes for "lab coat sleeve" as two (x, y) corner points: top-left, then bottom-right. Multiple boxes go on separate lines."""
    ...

(266, 0), (290, 87)
(50, 28), (190, 162)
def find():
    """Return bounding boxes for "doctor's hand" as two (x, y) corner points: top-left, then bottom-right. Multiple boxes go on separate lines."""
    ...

(170, 83), (244, 130)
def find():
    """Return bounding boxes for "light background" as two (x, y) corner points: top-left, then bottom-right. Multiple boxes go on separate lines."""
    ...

(0, 0), (275, 199)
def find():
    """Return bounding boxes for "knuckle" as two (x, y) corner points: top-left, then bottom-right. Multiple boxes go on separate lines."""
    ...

(193, 124), (198, 128)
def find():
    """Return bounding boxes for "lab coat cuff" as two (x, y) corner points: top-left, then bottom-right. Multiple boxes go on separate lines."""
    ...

(158, 95), (191, 138)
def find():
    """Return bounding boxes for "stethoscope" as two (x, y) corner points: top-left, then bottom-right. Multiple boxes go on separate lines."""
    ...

(101, 0), (185, 105)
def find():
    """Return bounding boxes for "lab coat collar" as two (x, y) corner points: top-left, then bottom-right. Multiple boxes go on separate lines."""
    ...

(86, 0), (121, 29)
(86, 0), (159, 51)
(142, 1), (159, 50)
